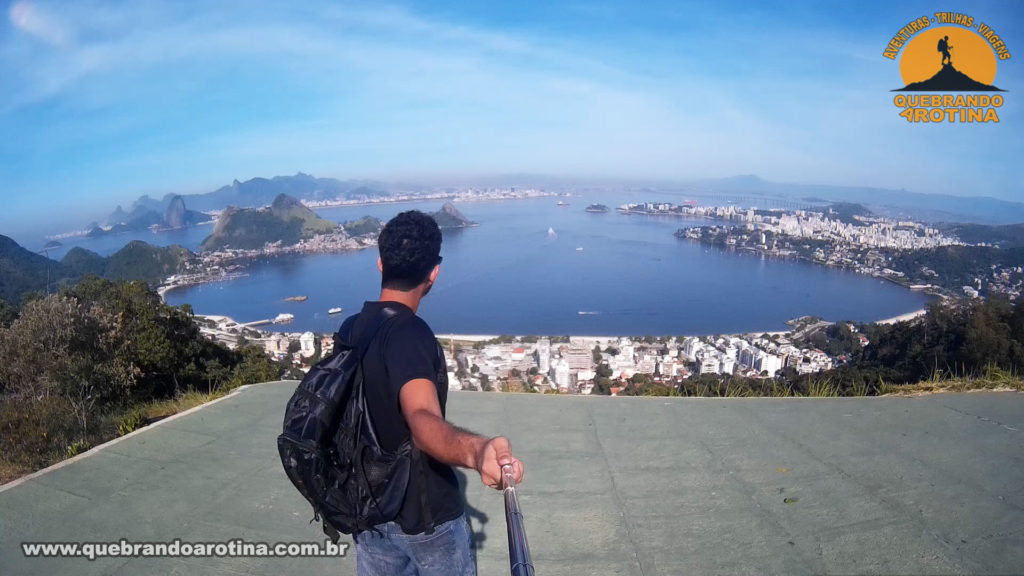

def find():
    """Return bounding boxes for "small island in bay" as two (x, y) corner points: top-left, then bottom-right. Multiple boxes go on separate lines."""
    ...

(431, 201), (478, 229)
(341, 216), (384, 237)
(585, 203), (609, 213)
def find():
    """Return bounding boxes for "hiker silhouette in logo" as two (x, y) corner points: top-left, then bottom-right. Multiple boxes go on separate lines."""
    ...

(938, 35), (952, 67)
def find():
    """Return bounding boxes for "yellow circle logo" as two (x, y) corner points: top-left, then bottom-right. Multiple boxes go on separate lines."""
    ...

(899, 26), (999, 89)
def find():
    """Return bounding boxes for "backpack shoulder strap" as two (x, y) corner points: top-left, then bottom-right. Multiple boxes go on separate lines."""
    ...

(351, 306), (401, 358)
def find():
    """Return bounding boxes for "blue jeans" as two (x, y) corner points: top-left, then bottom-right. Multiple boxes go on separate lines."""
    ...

(355, 513), (476, 576)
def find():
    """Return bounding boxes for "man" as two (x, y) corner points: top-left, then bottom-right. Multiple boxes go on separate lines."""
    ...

(938, 35), (952, 66)
(341, 210), (525, 576)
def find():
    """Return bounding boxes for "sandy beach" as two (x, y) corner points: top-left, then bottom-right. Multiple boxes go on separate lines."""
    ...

(877, 308), (927, 325)
(437, 309), (929, 344)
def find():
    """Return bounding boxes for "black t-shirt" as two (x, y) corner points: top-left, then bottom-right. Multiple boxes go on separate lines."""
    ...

(337, 301), (463, 534)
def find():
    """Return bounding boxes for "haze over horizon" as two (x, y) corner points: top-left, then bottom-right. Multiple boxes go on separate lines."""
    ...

(1, 0), (1021, 235)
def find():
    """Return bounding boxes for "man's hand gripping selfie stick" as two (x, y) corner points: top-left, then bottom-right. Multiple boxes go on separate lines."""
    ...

(502, 463), (535, 576)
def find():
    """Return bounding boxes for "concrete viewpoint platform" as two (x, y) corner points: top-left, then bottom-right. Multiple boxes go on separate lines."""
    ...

(1, 383), (1022, 575)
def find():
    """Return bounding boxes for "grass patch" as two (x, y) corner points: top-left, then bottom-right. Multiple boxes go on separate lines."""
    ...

(134, 389), (229, 424)
(0, 388), (233, 487)
(877, 376), (1024, 396)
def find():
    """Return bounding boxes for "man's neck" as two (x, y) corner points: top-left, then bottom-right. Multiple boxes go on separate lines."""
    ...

(379, 288), (423, 314)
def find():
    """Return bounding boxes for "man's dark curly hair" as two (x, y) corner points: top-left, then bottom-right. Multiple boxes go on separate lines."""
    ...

(378, 210), (442, 291)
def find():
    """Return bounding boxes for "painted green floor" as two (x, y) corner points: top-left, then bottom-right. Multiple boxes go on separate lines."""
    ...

(2, 383), (1022, 575)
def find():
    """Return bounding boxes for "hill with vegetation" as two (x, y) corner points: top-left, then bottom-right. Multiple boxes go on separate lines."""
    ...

(0, 235), (66, 305)
(946, 222), (1024, 248)
(62, 242), (191, 283)
(200, 193), (337, 251)
(824, 202), (872, 225)
(0, 234), (192, 306)
(341, 216), (383, 237)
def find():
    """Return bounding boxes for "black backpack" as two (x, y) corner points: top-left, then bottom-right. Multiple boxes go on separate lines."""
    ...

(277, 306), (433, 539)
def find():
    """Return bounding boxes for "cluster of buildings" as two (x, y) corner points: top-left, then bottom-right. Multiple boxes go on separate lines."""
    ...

(442, 333), (840, 395)
(680, 335), (835, 378)
(194, 316), (850, 392)
(975, 265), (1024, 300)
(158, 232), (371, 297)
(193, 315), (335, 369)
(766, 212), (960, 251)
(667, 203), (978, 296)
(201, 231), (368, 262)
(302, 187), (555, 209)
(627, 201), (961, 252)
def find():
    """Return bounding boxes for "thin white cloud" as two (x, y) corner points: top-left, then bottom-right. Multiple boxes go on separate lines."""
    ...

(8, 0), (73, 46)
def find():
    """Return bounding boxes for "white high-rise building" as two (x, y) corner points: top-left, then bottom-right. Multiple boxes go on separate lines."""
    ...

(683, 337), (702, 362)
(537, 339), (551, 373)
(699, 354), (719, 374)
(551, 359), (571, 391)
(619, 338), (634, 364)
(754, 352), (783, 377)
(299, 332), (316, 358)
(738, 346), (756, 368)
(719, 356), (736, 375)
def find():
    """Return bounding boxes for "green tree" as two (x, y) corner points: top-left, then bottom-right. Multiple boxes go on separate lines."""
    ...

(203, 359), (231, 393)
(229, 346), (282, 388)
(593, 377), (614, 395)
(0, 294), (125, 436)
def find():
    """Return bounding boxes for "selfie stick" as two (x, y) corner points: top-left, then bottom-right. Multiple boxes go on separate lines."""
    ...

(502, 464), (535, 576)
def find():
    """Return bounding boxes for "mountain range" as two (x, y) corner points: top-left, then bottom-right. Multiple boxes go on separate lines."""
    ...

(82, 171), (1024, 240)
(93, 194), (208, 237)
(130, 173), (391, 214)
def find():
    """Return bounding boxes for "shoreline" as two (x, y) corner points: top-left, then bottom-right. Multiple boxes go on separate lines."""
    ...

(876, 308), (927, 325)
(190, 306), (930, 342)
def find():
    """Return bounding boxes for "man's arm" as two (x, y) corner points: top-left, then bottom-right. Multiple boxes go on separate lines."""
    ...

(399, 378), (524, 489)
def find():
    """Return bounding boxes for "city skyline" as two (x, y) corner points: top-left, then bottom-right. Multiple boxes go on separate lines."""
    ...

(1, 0), (1021, 234)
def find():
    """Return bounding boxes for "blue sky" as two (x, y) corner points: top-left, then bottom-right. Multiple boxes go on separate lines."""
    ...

(0, 0), (1021, 235)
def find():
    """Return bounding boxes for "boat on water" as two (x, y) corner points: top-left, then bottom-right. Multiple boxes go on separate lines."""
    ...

(273, 313), (295, 323)
(328, 307), (343, 315)
(284, 295), (308, 302)
(557, 201), (568, 206)
(576, 247), (584, 252)
(578, 311), (598, 315)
